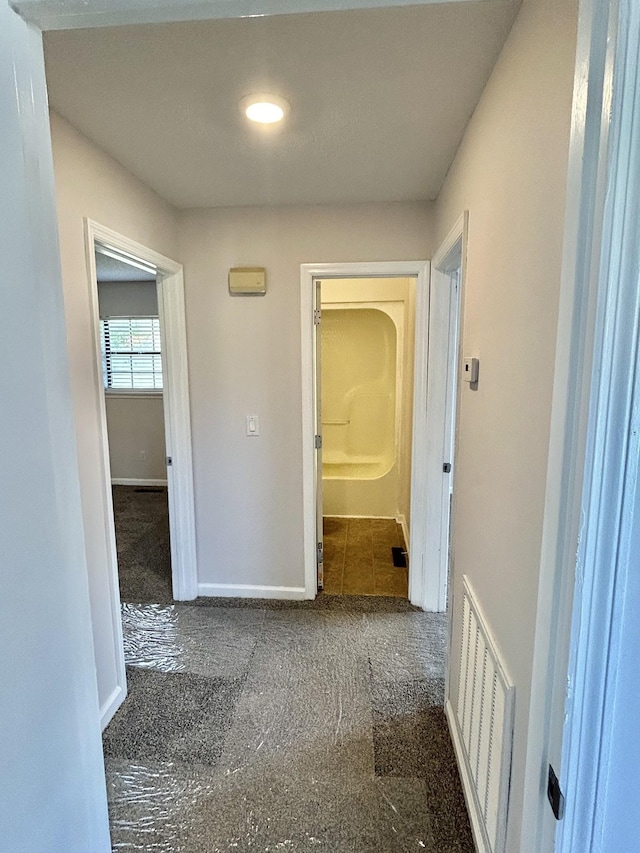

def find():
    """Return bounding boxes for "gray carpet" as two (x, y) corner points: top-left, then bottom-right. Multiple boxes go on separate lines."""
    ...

(104, 601), (475, 852)
(112, 485), (173, 603)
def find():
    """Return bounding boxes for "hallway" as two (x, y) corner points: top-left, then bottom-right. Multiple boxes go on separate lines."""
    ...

(104, 597), (474, 851)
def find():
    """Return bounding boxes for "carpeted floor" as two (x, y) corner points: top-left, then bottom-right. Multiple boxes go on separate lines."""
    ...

(106, 488), (474, 851)
(104, 598), (475, 852)
(112, 485), (173, 603)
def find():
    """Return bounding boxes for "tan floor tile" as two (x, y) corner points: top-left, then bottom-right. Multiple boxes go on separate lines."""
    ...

(323, 517), (348, 540)
(320, 516), (408, 599)
(323, 539), (344, 566)
(373, 540), (395, 563)
(322, 572), (343, 595)
(346, 525), (373, 547)
(342, 558), (375, 595)
(373, 566), (409, 597)
(371, 518), (399, 536)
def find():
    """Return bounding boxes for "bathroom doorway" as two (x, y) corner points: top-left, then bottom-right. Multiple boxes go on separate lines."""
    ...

(301, 254), (462, 611)
(317, 277), (415, 597)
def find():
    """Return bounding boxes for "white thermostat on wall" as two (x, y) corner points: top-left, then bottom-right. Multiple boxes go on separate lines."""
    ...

(463, 357), (479, 384)
(229, 267), (266, 295)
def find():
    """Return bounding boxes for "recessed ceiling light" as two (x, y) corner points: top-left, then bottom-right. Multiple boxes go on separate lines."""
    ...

(240, 94), (290, 125)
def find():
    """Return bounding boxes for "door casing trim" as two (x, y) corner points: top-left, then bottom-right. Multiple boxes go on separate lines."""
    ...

(300, 260), (438, 606)
(85, 219), (198, 727)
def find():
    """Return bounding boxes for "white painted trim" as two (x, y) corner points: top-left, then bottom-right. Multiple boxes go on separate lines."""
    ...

(16, 0), (484, 31)
(556, 1), (640, 848)
(520, 0), (620, 848)
(324, 514), (398, 520)
(83, 226), (128, 732)
(111, 478), (168, 487)
(301, 270), (317, 600)
(197, 583), (307, 600)
(85, 220), (198, 610)
(301, 261), (430, 603)
(411, 214), (466, 613)
(432, 213), (468, 274)
(99, 683), (126, 730)
(397, 514), (409, 550)
(445, 699), (490, 853)
(105, 390), (163, 399)
(156, 260), (198, 601)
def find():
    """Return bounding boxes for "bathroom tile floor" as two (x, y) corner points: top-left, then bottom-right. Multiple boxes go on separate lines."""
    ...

(104, 598), (475, 852)
(323, 516), (409, 597)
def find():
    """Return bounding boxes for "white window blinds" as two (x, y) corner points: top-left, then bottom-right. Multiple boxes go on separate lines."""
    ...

(100, 317), (163, 390)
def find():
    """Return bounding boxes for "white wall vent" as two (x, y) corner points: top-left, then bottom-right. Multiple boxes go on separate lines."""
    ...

(446, 575), (515, 853)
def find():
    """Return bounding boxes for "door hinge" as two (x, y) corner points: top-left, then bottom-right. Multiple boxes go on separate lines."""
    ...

(443, 462), (452, 473)
(547, 765), (565, 821)
(314, 309), (322, 325)
(316, 541), (324, 564)
(315, 434), (323, 449)
(166, 456), (173, 466)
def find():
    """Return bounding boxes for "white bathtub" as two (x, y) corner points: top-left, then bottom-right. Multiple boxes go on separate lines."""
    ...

(321, 302), (404, 518)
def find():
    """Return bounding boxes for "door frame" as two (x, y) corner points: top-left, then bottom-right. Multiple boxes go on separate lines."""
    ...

(85, 219), (197, 725)
(414, 214), (467, 613)
(301, 260), (437, 605)
(520, 0), (626, 846)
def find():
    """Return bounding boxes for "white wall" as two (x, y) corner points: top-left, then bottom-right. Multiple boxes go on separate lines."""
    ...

(1, 12), (109, 850)
(51, 110), (179, 717)
(178, 204), (432, 593)
(105, 396), (167, 481)
(98, 280), (167, 483)
(433, 0), (578, 847)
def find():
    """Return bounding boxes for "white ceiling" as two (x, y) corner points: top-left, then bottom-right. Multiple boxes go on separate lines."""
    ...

(43, 2), (521, 210)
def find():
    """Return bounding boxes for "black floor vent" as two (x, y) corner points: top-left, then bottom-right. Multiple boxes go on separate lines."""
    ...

(391, 547), (407, 568)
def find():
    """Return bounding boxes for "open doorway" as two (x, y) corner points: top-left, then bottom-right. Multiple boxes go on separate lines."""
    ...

(85, 220), (198, 728)
(317, 276), (415, 598)
(302, 252), (463, 611)
(95, 244), (173, 603)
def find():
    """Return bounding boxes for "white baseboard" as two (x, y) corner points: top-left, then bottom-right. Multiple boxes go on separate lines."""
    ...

(100, 682), (126, 732)
(445, 699), (486, 853)
(322, 514), (397, 520)
(197, 583), (307, 600)
(396, 514), (409, 548)
(111, 478), (168, 487)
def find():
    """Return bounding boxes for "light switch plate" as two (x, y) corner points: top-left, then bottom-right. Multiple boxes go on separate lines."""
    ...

(246, 415), (260, 436)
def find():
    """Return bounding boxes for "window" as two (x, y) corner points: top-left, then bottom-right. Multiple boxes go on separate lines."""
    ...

(100, 317), (163, 390)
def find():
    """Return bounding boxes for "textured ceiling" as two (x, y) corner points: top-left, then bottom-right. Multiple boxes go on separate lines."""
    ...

(44, 2), (521, 209)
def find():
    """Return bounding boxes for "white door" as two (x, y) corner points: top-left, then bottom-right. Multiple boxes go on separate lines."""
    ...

(427, 268), (460, 604)
(314, 279), (324, 591)
(411, 217), (464, 612)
